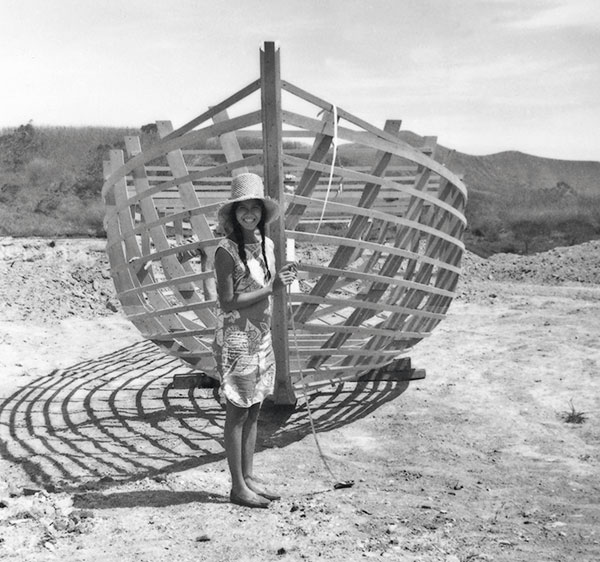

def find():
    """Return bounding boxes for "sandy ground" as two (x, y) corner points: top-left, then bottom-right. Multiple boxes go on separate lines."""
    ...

(1, 238), (599, 561)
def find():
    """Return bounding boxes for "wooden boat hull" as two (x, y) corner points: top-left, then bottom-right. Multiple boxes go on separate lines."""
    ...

(102, 43), (467, 403)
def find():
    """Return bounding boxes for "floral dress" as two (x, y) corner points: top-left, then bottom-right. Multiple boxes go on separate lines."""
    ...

(213, 237), (276, 408)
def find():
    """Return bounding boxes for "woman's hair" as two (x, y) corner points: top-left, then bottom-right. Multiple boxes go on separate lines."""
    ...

(229, 200), (272, 281)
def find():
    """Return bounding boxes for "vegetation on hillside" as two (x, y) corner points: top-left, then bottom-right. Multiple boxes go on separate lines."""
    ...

(453, 152), (600, 256)
(0, 123), (140, 237)
(1, 123), (599, 256)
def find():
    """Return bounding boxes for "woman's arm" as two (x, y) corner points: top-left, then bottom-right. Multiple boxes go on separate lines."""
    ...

(214, 247), (273, 312)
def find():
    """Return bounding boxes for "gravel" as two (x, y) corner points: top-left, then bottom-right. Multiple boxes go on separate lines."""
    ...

(1, 236), (599, 322)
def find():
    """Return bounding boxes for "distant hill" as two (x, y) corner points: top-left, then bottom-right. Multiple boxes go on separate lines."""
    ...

(1, 124), (599, 255)
(443, 148), (600, 197)
(339, 132), (600, 256)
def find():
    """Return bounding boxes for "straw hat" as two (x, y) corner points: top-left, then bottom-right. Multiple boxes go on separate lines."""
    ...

(217, 173), (280, 231)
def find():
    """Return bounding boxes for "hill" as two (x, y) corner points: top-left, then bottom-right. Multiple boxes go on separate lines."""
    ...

(1, 124), (599, 256)
(339, 133), (600, 256)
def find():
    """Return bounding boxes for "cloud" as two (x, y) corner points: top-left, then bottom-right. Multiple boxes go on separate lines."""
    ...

(502, 0), (600, 30)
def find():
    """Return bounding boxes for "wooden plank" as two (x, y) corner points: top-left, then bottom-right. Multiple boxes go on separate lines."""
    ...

(291, 322), (429, 339)
(289, 293), (445, 320)
(367, 183), (465, 352)
(342, 138), (447, 364)
(283, 110), (336, 229)
(281, 157), (457, 219)
(118, 269), (215, 298)
(261, 41), (295, 405)
(282, 109), (467, 198)
(288, 347), (401, 358)
(160, 79), (261, 141)
(104, 150), (191, 362)
(102, 111), (263, 199)
(291, 233), (461, 275)
(282, 81), (433, 154)
(156, 120), (218, 305)
(288, 194), (464, 250)
(211, 109), (249, 175)
(109, 236), (222, 275)
(297, 263), (454, 298)
(127, 299), (215, 320)
(293, 119), (402, 328)
(123, 136), (211, 359)
(123, 155), (263, 205)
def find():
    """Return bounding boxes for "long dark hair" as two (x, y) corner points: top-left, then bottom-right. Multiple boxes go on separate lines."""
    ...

(229, 200), (272, 280)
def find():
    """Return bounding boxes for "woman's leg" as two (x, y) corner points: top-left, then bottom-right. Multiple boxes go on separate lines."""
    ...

(242, 403), (281, 501)
(241, 402), (261, 480)
(224, 400), (269, 506)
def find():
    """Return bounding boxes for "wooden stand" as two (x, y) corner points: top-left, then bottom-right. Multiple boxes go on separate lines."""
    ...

(361, 357), (426, 382)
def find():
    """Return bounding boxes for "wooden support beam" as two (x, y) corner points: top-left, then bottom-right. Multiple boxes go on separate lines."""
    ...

(261, 41), (296, 405)
(361, 358), (426, 382)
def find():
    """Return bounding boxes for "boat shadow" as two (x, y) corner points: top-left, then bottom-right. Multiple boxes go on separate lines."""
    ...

(0, 340), (410, 499)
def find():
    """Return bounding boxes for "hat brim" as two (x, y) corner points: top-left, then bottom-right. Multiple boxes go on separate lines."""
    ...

(217, 195), (280, 231)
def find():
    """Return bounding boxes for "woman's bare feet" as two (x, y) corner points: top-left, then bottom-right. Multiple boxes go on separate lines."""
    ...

(245, 475), (281, 501)
(230, 487), (270, 508)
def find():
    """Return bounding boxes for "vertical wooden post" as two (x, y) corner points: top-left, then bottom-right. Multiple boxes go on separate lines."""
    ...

(260, 41), (296, 405)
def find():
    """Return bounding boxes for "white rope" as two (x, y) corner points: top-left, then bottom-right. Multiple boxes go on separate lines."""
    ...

(286, 288), (340, 483)
(313, 104), (338, 238)
(286, 106), (354, 488)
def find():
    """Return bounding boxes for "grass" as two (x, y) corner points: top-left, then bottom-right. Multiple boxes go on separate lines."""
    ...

(562, 400), (587, 424)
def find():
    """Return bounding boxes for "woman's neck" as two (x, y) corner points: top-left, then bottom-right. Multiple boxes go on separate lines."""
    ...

(230, 229), (259, 244)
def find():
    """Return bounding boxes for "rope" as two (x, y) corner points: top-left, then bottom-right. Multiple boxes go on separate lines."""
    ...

(286, 287), (348, 486)
(313, 104), (338, 238)
(285, 105), (354, 489)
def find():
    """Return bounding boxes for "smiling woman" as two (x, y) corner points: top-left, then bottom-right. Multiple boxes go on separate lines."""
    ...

(101, 42), (467, 406)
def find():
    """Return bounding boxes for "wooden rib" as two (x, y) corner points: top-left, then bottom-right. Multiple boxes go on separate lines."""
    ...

(156, 120), (217, 305)
(282, 109), (466, 197)
(292, 229), (460, 272)
(289, 294), (445, 320)
(284, 110), (336, 229)
(290, 323), (428, 339)
(288, 195), (464, 251)
(146, 328), (214, 341)
(127, 299), (215, 321)
(105, 151), (160, 321)
(102, 111), (263, 199)
(297, 263), (454, 298)
(160, 79), (260, 141)
(105, 151), (205, 361)
(109, 237), (222, 276)
(364, 185), (466, 357)
(293, 119), (402, 326)
(282, 149), (463, 222)
(129, 203), (223, 238)
(282, 81), (425, 151)
(123, 136), (213, 335)
(118, 269), (215, 298)
(212, 109), (249, 175)
(291, 360), (395, 385)
(122, 155), (263, 207)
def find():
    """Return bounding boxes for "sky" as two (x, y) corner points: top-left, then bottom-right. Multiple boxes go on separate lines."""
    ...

(1, 0), (599, 161)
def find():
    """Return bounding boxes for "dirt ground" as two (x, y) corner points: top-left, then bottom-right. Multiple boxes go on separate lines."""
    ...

(0, 238), (599, 561)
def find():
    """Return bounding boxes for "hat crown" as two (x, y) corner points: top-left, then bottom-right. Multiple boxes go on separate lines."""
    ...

(230, 173), (265, 200)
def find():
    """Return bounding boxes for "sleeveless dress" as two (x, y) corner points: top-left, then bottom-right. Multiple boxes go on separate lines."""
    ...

(213, 237), (277, 408)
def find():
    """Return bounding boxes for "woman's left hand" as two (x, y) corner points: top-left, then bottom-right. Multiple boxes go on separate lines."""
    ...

(274, 262), (297, 287)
